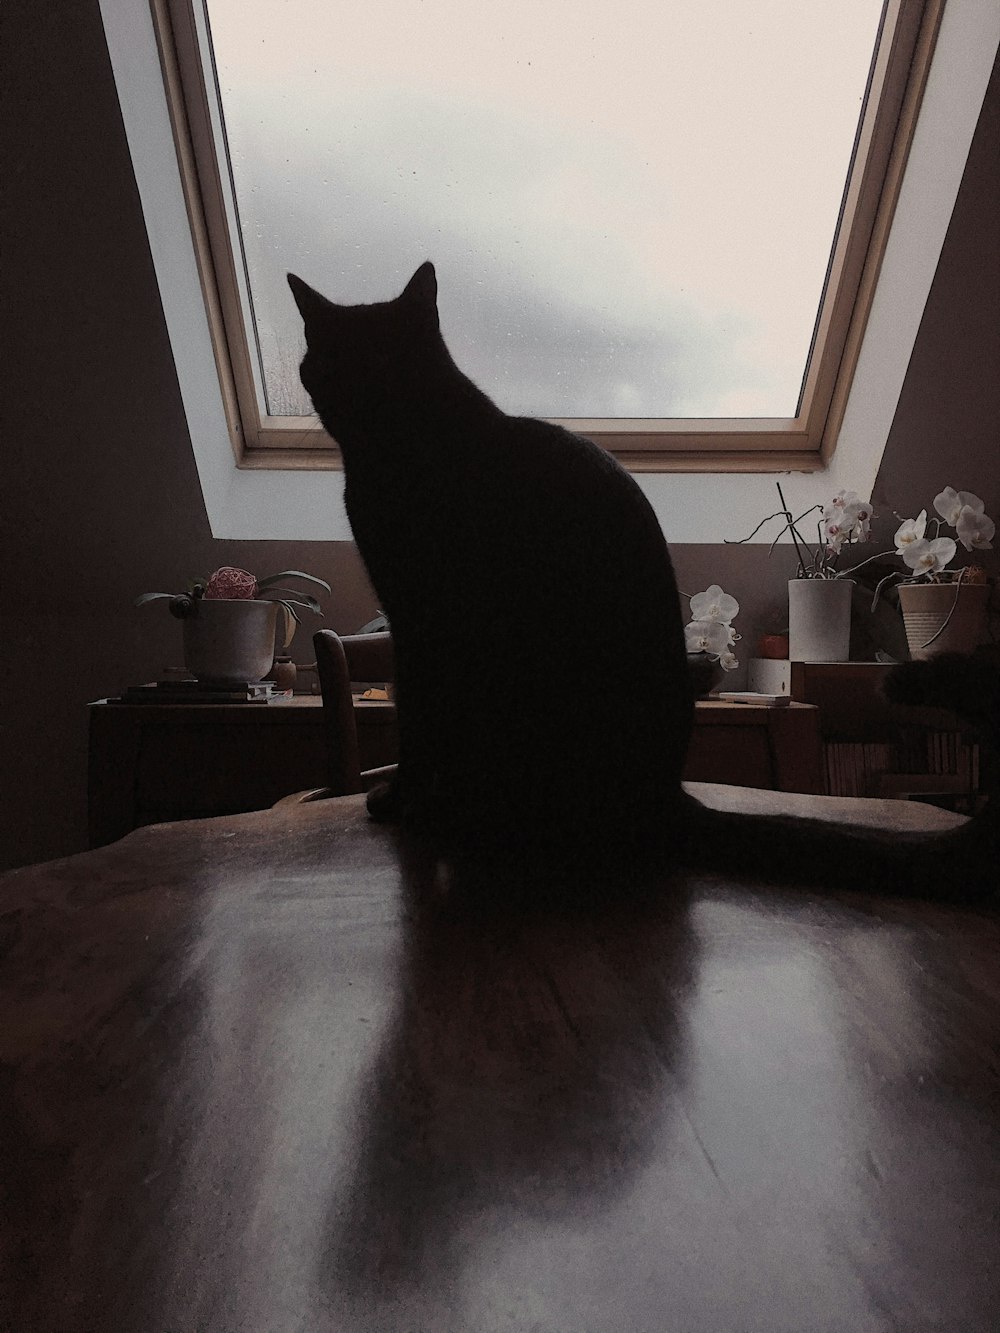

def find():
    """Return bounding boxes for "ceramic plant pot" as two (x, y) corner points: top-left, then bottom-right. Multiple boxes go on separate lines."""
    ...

(787, 578), (854, 662)
(897, 580), (990, 660)
(182, 599), (279, 683)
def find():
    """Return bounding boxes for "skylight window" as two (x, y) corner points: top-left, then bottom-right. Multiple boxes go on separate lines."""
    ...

(159, 0), (938, 469)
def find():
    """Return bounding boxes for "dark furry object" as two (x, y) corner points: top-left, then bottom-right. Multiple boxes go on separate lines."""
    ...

(884, 653), (1000, 746)
(289, 263), (998, 905)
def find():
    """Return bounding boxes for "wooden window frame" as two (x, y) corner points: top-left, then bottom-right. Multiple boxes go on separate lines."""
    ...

(153, 0), (941, 475)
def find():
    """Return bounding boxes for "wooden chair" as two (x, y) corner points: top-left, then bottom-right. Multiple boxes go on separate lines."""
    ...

(280, 629), (396, 804)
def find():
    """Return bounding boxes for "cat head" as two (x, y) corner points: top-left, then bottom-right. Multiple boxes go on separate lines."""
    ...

(287, 263), (441, 442)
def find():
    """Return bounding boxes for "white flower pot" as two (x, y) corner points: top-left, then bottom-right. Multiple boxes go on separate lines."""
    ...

(897, 580), (989, 660)
(182, 599), (279, 683)
(788, 578), (854, 662)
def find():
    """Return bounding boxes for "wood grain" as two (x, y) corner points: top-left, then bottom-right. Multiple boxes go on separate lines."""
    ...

(2, 788), (997, 1331)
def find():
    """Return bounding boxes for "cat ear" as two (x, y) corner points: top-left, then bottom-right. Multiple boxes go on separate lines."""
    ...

(401, 261), (438, 315)
(287, 273), (332, 323)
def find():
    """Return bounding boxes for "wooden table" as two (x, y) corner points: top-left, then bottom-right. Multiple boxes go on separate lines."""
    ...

(2, 787), (997, 1331)
(88, 697), (822, 848)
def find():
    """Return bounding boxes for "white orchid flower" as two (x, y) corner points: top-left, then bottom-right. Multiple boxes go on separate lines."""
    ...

(902, 536), (956, 575)
(955, 505), (995, 552)
(685, 620), (731, 656)
(823, 518), (846, 552)
(824, 491), (871, 544)
(934, 487), (985, 527)
(894, 510), (927, 554)
(823, 490), (851, 526)
(689, 584), (739, 624)
(848, 498), (872, 542)
(719, 651), (739, 671)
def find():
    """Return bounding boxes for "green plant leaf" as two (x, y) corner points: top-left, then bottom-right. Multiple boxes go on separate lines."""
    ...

(259, 588), (322, 613)
(134, 592), (177, 606)
(273, 597), (323, 617)
(257, 571), (331, 594)
(278, 602), (297, 648)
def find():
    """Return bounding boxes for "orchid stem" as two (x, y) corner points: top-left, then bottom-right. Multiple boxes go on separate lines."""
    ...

(776, 482), (811, 579)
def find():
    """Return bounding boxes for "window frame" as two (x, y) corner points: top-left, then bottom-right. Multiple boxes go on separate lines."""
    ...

(153, 0), (942, 474)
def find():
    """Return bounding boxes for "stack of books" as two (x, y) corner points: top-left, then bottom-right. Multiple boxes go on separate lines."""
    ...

(112, 680), (293, 705)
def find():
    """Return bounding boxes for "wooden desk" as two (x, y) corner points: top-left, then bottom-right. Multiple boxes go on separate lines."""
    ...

(87, 695), (397, 849)
(3, 789), (997, 1332)
(682, 700), (822, 795)
(88, 697), (822, 848)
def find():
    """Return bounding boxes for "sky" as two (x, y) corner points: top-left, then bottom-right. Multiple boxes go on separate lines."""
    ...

(205, 0), (885, 420)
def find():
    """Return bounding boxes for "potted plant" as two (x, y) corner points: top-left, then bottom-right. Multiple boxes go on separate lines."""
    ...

(728, 483), (872, 662)
(684, 584), (740, 696)
(730, 482), (995, 663)
(137, 566), (331, 684)
(871, 488), (994, 660)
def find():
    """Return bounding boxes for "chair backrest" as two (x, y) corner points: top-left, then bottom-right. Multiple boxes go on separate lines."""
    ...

(312, 630), (394, 795)
(340, 631), (394, 683)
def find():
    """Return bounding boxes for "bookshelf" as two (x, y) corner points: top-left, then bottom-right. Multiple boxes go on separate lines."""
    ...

(749, 660), (982, 810)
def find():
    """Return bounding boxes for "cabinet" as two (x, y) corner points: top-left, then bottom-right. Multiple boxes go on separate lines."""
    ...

(87, 697), (396, 848)
(750, 660), (982, 806)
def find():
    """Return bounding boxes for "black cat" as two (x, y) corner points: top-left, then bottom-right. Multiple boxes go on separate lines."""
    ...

(289, 263), (998, 904)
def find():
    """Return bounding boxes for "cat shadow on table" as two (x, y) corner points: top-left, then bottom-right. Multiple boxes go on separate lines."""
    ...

(319, 838), (700, 1314)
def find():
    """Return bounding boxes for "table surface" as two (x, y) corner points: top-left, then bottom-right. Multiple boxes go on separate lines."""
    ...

(3, 786), (998, 1332)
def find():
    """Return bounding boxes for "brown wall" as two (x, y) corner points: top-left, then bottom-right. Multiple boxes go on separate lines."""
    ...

(2, 4), (997, 870)
(873, 44), (1000, 524)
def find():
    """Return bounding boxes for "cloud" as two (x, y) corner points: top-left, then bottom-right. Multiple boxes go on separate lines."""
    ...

(242, 92), (792, 419)
(208, 0), (883, 421)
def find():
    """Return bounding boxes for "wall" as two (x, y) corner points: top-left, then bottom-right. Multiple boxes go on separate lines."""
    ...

(872, 43), (1000, 521)
(1, 3), (997, 871)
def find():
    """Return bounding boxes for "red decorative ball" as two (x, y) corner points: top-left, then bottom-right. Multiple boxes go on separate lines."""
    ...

(204, 566), (258, 600)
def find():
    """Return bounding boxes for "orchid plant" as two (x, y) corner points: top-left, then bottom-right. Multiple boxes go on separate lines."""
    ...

(835, 486), (995, 608)
(887, 487), (994, 582)
(730, 480), (994, 597)
(727, 482), (872, 579)
(684, 584), (741, 671)
(136, 566), (332, 648)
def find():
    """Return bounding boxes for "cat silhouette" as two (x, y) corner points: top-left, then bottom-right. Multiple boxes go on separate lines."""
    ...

(289, 264), (997, 905)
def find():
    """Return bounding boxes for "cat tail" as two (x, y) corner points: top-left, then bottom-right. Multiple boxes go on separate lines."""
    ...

(677, 654), (1000, 906)
(678, 791), (997, 904)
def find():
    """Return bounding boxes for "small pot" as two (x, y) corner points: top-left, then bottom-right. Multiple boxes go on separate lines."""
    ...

(757, 633), (789, 660)
(182, 599), (279, 684)
(897, 580), (989, 660)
